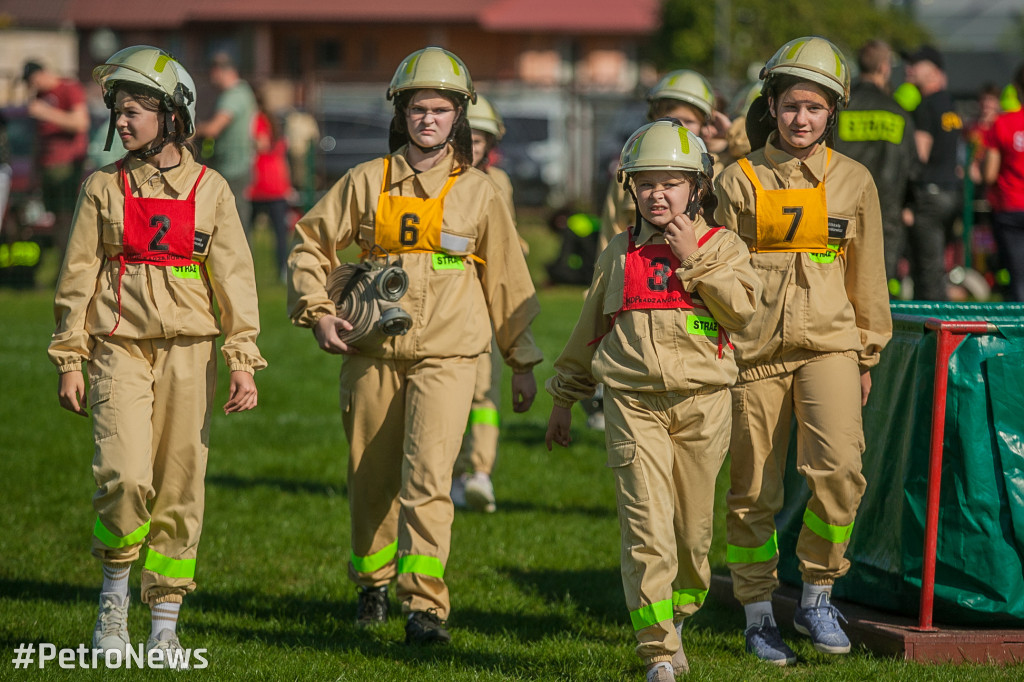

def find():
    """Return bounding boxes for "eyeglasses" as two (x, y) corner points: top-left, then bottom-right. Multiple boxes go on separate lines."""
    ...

(408, 106), (456, 120)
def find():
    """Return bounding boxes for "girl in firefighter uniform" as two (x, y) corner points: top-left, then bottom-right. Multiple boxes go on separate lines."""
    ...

(48, 46), (264, 664)
(546, 120), (760, 681)
(712, 37), (891, 665)
(287, 47), (542, 644)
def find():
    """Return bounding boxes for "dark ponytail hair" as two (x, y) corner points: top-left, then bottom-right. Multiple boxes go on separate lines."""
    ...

(388, 89), (473, 170)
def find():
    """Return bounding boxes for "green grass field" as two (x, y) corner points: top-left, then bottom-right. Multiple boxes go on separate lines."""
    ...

(1, 219), (1019, 680)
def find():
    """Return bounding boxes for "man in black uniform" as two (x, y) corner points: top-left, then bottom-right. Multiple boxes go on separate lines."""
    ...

(903, 45), (962, 301)
(835, 40), (918, 294)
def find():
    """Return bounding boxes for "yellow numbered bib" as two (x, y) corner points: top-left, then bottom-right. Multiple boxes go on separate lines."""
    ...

(374, 155), (460, 254)
(738, 151), (831, 253)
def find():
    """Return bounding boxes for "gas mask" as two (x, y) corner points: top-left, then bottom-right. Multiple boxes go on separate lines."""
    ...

(325, 260), (413, 347)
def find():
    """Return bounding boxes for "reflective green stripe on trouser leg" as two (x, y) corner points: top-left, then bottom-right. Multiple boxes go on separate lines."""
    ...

(672, 588), (708, 608)
(397, 555), (445, 579)
(630, 599), (673, 631)
(351, 540), (398, 574)
(144, 547), (196, 579)
(803, 509), (853, 543)
(94, 518), (151, 548)
(726, 530), (779, 565)
(467, 407), (500, 429)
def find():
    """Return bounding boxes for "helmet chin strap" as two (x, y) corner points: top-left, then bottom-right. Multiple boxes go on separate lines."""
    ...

(409, 139), (449, 154)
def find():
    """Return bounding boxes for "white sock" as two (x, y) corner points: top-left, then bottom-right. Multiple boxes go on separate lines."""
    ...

(801, 582), (832, 608)
(150, 602), (181, 637)
(744, 600), (775, 629)
(101, 564), (130, 599)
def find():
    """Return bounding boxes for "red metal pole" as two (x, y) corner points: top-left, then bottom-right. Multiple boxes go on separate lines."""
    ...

(917, 320), (994, 631)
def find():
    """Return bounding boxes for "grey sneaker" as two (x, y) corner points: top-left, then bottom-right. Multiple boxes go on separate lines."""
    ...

(145, 629), (188, 670)
(463, 472), (496, 513)
(355, 585), (389, 628)
(646, 662), (675, 682)
(744, 615), (796, 666)
(92, 592), (130, 654)
(793, 592), (851, 654)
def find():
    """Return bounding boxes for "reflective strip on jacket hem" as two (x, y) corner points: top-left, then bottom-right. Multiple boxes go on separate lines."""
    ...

(727, 530), (778, 564)
(93, 518), (150, 548)
(468, 407), (500, 428)
(630, 599), (673, 631)
(350, 541), (398, 574)
(397, 554), (445, 579)
(672, 588), (708, 607)
(144, 548), (196, 579)
(803, 508), (854, 543)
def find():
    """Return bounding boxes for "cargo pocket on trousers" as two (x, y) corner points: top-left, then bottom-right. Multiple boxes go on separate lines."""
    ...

(606, 440), (649, 505)
(89, 377), (116, 441)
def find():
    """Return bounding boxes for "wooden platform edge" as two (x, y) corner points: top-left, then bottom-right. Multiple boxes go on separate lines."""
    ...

(709, 574), (1024, 665)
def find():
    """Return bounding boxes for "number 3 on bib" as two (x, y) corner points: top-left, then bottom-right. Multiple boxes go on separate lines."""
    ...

(400, 213), (420, 246)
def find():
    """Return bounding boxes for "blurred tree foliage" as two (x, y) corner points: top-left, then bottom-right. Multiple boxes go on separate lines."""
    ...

(650, 0), (931, 86)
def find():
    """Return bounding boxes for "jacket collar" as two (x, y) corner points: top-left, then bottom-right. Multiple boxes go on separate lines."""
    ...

(122, 147), (200, 195)
(764, 133), (829, 183)
(389, 145), (461, 196)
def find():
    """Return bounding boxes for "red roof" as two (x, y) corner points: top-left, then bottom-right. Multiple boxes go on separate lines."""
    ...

(481, 0), (659, 34)
(66, 0), (658, 33)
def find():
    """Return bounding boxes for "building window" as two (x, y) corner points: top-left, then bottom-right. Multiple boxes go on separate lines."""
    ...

(315, 39), (342, 70)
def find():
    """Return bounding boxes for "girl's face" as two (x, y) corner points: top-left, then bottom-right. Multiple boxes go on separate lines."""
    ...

(114, 91), (162, 152)
(406, 89), (457, 149)
(633, 170), (694, 228)
(471, 130), (488, 167)
(772, 82), (833, 153)
(659, 102), (704, 136)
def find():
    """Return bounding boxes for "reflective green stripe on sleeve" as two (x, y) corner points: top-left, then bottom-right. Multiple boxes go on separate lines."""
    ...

(397, 554), (445, 579)
(350, 541), (398, 574)
(726, 530), (778, 564)
(144, 548), (196, 579)
(672, 588), (708, 607)
(629, 599), (673, 631)
(93, 518), (150, 548)
(803, 508), (854, 543)
(468, 407), (500, 428)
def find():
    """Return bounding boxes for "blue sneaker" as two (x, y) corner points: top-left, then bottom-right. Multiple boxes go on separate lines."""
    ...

(793, 592), (851, 654)
(744, 615), (796, 666)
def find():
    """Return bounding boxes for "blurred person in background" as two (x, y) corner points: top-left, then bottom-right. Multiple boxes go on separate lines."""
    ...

(249, 91), (294, 279)
(196, 52), (256, 235)
(451, 94), (519, 514)
(23, 60), (89, 266)
(287, 46), (542, 645)
(982, 64), (1024, 302)
(966, 84), (1002, 186)
(903, 45), (963, 301)
(49, 45), (264, 666)
(834, 40), (918, 295)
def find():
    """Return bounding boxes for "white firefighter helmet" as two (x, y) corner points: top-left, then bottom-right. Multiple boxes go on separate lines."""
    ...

(617, 119), (713, 184)
(467, 94), (505, 139)
(647, 70), (715, 123)
(387, 46), (476, 103)
(93, 45), (196, 135)
(760, 36), (850, 106)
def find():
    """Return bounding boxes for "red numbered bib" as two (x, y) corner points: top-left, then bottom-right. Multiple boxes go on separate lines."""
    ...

(621, 229), (722, 310)
(108, 163), (207, 334)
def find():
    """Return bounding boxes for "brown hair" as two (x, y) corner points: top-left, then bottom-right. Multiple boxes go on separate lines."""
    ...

(389, 89), (473, 170)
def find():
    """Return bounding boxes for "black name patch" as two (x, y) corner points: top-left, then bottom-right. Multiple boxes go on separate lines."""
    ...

(827, 217), (849, 240)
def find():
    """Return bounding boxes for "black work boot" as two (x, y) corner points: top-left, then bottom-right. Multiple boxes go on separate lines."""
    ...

(404, 609), (451, 645)
(355, 585), (389, 628)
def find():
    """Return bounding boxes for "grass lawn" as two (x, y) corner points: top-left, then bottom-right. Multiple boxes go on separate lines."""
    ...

(0, 218), (1019, 680)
